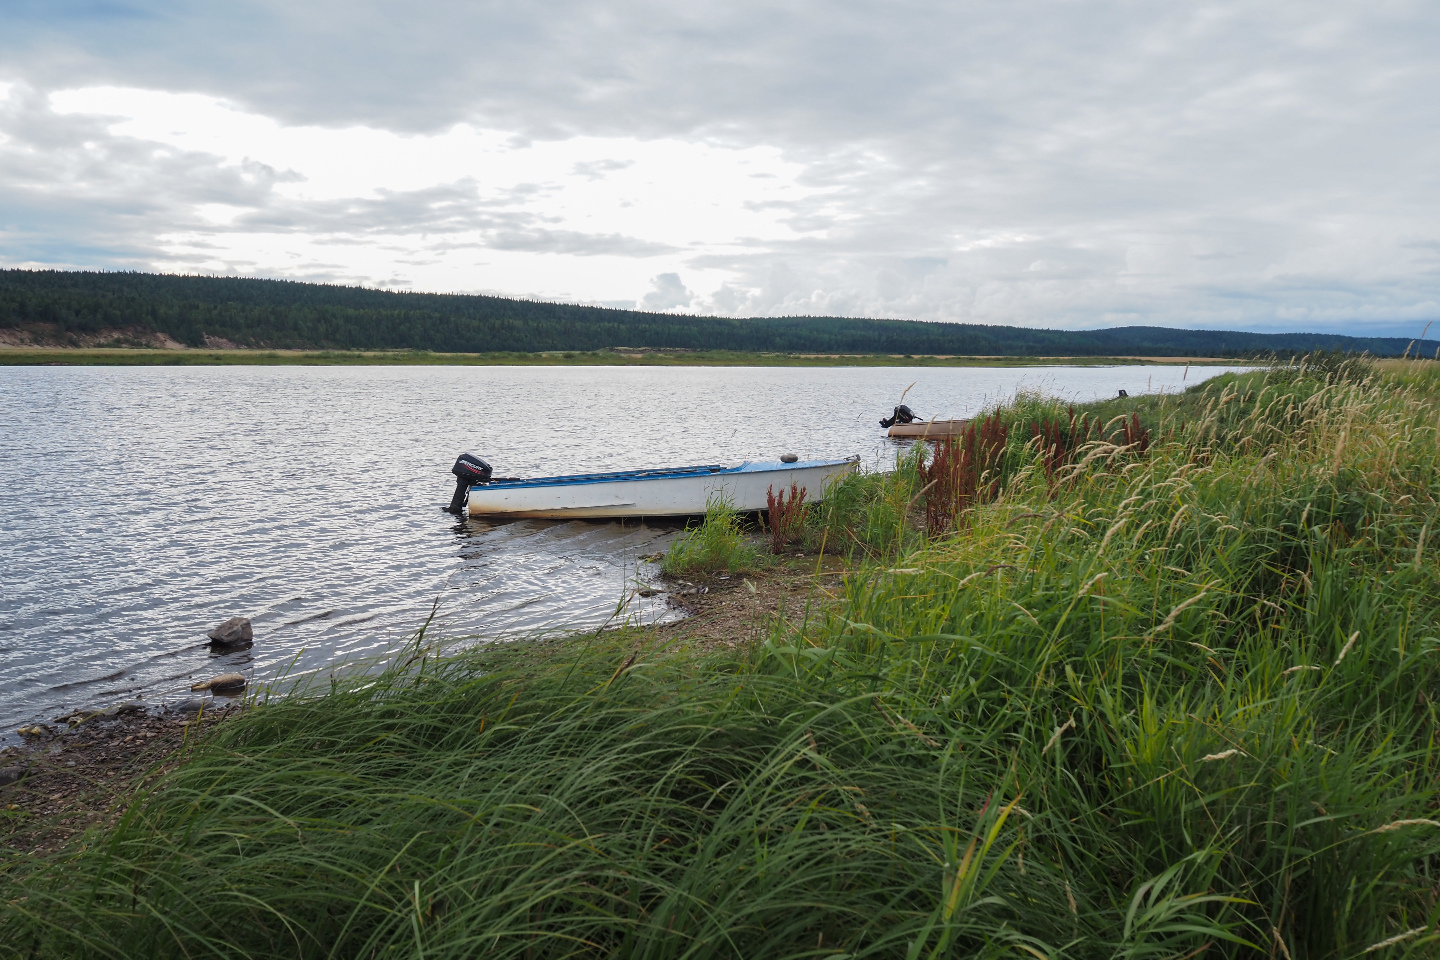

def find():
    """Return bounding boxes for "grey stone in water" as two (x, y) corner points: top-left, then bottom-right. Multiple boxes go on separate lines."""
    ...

(172, 698), (209, 715)
(193, 673), (246, 693)
(780, 453), (799, 463)
(0, 763), (30, 787)
(207, 616), (253, 646)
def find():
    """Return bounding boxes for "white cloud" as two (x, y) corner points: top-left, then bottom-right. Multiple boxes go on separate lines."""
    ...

(640, 273), (693, 311)
(3, 85), (817, 301)
(2, 2), (1440, 332)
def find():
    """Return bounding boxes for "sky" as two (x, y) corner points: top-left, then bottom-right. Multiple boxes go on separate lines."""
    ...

(1, 1), (1438, 334)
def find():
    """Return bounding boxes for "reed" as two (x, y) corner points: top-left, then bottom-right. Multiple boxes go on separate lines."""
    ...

(1031, 405), (1096, 485)
(918, 415), (1010, 532)
(6, 356), (1440, 959)
(765, 481), (808, 554)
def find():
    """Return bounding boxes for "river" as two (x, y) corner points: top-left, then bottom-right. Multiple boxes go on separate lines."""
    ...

(0, 362), (1243, 736)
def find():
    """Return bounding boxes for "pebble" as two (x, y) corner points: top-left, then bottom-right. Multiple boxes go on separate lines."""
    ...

(637, 587), (659, 598)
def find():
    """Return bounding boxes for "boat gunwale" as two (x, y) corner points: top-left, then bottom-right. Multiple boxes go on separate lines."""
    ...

(480, 456), (857, 491)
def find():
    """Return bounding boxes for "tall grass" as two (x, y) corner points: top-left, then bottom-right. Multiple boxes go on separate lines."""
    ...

(661, 494), (768, 576)
(808, 442), (926, 558)
(5, 360), (1440, 958)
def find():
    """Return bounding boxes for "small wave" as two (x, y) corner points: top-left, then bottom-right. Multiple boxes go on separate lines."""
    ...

(141, 644), (210, 663)
(281, 610), (336, 627)
(51, 668), (129, 691)
(329, 613), (378, 629)
(493, 594), (553, 614)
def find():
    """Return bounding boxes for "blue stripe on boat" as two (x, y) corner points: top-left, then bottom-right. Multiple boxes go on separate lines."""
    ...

(485, 458), (850, 490)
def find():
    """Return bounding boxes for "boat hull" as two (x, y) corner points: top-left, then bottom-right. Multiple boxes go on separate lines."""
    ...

(467, 457), (858, 519)
(888, 419), (972, 439)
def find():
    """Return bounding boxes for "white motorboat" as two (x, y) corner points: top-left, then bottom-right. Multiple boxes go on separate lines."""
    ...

(447, 454), (859, 519)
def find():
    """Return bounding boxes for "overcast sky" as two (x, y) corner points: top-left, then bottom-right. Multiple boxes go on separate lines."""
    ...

(2, 1), (1438, 333)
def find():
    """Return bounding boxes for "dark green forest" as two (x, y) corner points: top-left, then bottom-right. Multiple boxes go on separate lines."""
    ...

(3, 269), (1435, 357)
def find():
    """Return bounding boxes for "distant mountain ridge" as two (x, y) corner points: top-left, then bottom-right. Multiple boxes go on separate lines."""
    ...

(2, 269), (1435, 358)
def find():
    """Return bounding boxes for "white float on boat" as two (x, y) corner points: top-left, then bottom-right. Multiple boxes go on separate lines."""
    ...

(453, 456), (859, 520)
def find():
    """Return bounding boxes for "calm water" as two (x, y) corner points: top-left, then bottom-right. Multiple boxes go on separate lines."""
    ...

(0, 363), (1242, 736)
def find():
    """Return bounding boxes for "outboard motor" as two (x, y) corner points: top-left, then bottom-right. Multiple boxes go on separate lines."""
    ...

(447, 453), (493, 514)
(879, 404), (919, 428)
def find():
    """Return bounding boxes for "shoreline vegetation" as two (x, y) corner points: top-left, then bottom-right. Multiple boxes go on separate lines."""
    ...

(6, 356), (1440, 957)
(3, 346), (1233, 367)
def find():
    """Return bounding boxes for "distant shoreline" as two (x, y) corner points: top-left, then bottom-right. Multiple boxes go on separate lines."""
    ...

(0, 347), (1238, 367)
(6, 270), (1435, 360)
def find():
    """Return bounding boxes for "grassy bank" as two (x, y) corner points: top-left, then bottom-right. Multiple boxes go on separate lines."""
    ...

(4, 359), (1440, 958)
(0, 346), (1221, 367)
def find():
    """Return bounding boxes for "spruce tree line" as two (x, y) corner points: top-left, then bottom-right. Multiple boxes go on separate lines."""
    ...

(1, 269), (1430, 357)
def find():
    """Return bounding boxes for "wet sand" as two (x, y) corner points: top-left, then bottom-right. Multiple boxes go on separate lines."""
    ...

(1, 704), (238, 857)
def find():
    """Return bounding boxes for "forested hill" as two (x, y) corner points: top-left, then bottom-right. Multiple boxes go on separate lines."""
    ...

(3, 269), (1435, 357)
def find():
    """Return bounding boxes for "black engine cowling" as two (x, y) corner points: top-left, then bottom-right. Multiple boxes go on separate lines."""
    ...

(447, 453), (493, 514)
(452, 453), (493, 484)
(879, 404), (919, 428)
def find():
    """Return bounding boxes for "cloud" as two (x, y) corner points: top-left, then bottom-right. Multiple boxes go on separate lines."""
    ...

(0, 84), (296, 269)
(1, 2), (1439, 331)
(571, 158), (634, 181)
(0, 85), (795, 293)
(488, 229), (677, 258)
(640, 272), (692, 311)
